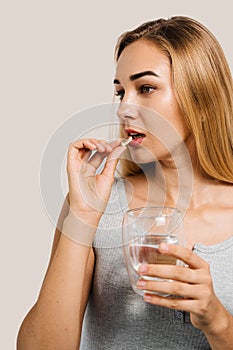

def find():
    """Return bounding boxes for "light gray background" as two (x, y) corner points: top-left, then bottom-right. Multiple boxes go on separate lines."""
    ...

(1, 1), (232, 348)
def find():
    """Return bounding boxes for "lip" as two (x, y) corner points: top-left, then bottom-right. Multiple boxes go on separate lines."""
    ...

(124, 128), (146, 147)
(129, 137), (144, 146)
(125, 128), (145, 135)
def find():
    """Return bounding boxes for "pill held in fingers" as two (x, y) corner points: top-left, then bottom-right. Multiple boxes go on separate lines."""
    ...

(121, 136), (133, 147)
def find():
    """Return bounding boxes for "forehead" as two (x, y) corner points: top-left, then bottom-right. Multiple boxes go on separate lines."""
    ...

(115, 39), (171, 78)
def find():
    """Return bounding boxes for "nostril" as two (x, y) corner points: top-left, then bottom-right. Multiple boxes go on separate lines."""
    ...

(117, 111), (136, 120)
(117, 102), (139, 120)
(124, 114), (137, 120)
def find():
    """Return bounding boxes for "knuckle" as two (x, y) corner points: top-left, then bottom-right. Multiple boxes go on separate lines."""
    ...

(68, 144), (73, 153)
(205, 274), (212, 286)
(185, 249), (193, 261)
(199, 300), (209, 315)
(203, 285), (212, 299)
(201, 267), (212, 285)
(172, 282), (184, 296)
(170, 298), (179, 309)
(186, 269), (195, 283)
(173, 267), (183, 281)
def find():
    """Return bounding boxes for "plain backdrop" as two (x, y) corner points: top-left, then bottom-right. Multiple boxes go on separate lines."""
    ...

(1, 1), (232, 348)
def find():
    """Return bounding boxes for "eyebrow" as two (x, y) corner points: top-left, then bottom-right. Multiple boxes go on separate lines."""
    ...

(113, 70), (159, 85)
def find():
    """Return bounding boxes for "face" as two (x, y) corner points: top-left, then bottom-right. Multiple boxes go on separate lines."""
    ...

(114, 39), (190, 164)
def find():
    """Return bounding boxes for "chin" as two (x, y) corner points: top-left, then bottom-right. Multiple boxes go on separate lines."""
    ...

(128, 147), (157, 164)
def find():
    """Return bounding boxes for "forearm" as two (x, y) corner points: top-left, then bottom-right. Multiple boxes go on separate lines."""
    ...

(203, 307), (233, 350)
(17, 233), (94, 350)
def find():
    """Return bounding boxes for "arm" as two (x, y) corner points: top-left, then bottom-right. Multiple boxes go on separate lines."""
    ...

(17, 138), (126, 349)
(202, 305), (233, 350)
(137, 244), (233, 350)
(17, 198), (96, 350)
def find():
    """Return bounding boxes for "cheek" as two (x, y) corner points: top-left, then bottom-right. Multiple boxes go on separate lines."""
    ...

(145, 120), (188, 160)
(147, 89), (176, 114)
(146, 109), (187, 143)
(171, 115), (189, 140)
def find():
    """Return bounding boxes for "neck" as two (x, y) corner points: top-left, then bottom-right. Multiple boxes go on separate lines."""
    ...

(144, 144), (222, 214)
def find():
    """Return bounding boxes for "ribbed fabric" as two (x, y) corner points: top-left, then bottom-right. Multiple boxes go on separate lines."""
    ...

(80, 179), (233, 350)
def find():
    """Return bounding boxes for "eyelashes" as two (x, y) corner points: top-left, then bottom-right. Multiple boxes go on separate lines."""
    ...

(140, 85), (156, 94)
(115, 89), (125, 100)
(115, 85), (157, 101)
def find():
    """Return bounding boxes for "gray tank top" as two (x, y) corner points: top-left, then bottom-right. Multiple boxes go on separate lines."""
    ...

(80, 179), (233, 350)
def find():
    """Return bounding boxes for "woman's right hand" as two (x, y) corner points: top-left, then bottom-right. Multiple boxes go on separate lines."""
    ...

(66, 138), (125, 222)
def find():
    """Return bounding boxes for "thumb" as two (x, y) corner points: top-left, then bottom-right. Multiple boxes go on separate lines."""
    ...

(101, 145), (125, 178)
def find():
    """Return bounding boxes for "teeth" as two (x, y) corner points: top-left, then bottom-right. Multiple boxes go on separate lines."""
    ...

(128, 132), (145, 139)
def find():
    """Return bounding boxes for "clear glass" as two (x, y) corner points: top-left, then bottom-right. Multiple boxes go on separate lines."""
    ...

(122, 206), (184, 297)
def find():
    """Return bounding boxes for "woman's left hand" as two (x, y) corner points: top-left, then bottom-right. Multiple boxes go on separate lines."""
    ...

(137, 243), (225, 332)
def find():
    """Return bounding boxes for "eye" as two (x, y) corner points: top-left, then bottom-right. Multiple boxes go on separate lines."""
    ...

(115, 89), (125, 101)
(139, 85), (156, 94)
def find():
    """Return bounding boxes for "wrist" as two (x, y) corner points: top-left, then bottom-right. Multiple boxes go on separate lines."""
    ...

(62, 209), (101, 246)
(201, 301), (232, 337)
(201, 310), (233, 350)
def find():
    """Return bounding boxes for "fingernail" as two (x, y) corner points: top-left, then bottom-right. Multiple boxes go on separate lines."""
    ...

(160, 243), (169, 252)
(144, 294), (152, 302)
(138, 264), (147, 273)
(137, 280), (146, 287)
(97, 144), (105, 152)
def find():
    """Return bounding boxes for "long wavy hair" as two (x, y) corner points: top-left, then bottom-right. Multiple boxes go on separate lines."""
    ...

(114, 16), (233, 183)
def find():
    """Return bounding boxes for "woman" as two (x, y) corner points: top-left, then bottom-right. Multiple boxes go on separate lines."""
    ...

(17, 16), (233, 349)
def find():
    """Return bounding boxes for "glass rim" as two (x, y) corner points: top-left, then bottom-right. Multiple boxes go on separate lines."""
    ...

(125, 205), (181, 218)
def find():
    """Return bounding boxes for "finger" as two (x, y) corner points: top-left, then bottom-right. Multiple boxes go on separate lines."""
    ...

(70, 138), (121, 153)
(95, 138), (124, 153)
(84, 151), (109, 176)
(138, 264), (202, 284)
(80, 140), (125, 176)
(71, 138), (105, 151)
(86, 140), (123, 174)
(68, 140), (97, 165)
(101, 145), (125, 178)
(158, 243), (208, 269)
(96, 142), (113, 153)
(137, 279), (202, 299)
(108, 138), (122, 148)
(143, 293), (198, 313)
(68, 139), (107, 172)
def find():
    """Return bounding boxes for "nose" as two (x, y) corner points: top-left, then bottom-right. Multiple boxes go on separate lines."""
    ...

(117, 102), (139, 121)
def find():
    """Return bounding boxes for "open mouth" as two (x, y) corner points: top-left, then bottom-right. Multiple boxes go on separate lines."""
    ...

(125, 129), (146, 146)
(126, 129), (146, 139)
(128, 132), (146, 139)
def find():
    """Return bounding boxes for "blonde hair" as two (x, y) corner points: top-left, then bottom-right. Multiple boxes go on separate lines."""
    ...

(115, 16), (233, 183)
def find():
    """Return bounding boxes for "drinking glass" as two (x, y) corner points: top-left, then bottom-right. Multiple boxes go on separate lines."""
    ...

(122, 206), (184, 297)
